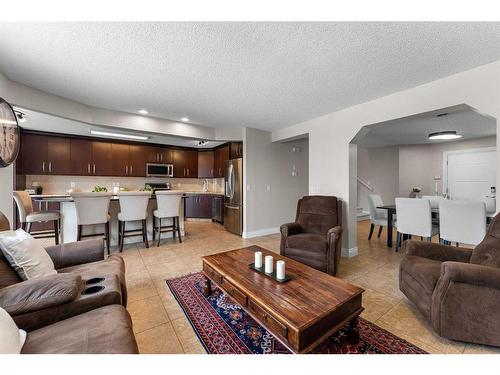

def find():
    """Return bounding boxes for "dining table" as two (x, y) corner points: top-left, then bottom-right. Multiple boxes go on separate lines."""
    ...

(376, 204), (495, 248)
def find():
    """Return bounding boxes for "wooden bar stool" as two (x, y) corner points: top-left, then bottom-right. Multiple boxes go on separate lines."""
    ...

(13, 191), (60, 244)
(71, 192), (112, 253)
(117, 191), (151, 252)
(153, 191), (183, 247)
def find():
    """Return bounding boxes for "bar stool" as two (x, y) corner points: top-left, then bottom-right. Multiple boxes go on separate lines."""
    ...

(117, 191), (151, 251)
(71, 192), (112, 253)
(153, 191), (183, 247)
(13, 191), (60, 244)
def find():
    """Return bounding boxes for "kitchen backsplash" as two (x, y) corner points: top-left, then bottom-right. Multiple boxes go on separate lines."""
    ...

(25, 175), (225, 195)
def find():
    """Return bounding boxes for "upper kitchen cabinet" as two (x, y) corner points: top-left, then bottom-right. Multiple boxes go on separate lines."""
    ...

(214, 144), (229, 178)
(70, 138), (113, 176)
(229, 142), (243, 159)
(173, 149), (198, 178)
(21, 133), (70, 175)
(198, 150), (214, 178)
(145, 146), (173, 164)
(111, 143), (147, 177)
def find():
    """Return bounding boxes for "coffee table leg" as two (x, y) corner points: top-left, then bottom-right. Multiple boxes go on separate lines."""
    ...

(203, 276), (212, 296)
(347, 316), (360, 344)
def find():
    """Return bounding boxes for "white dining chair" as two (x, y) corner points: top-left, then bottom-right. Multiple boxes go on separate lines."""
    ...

(117, 191), (152, 251)
(71, 192), (112, 252)
(153, 191), (183, 247)
(420, 195), (445, 209)
(395, 198), (439, 250)
(439, 200), (486, 246)
(367, 194), (395, 240)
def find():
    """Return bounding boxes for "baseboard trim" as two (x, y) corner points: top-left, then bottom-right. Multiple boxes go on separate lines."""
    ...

(242, 227), (280, 239)
(342, 247), (358, 258)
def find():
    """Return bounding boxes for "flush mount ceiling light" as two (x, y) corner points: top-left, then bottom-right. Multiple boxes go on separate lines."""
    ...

(138, 109), (149, 115)
(428, 131), (463, 140)
(181, 117), (189, 122)
(90, 130), (149, 141)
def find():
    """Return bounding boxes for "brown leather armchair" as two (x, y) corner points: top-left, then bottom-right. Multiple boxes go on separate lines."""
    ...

(400, 213), (500, 347)
(280, 196), (343, 276)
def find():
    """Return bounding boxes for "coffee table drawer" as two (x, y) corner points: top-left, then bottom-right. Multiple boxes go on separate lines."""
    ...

(221, 278), (248, 306)
(248, 299), (288, 341)
(203, 263), (222, 285)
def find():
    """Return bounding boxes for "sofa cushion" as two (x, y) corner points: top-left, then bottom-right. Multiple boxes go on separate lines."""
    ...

(286, 233), (327, 253)
(58, 255), (127, 306)
(296, 196), (339, 235)
(0, 251), (22, 289)
(470, 231), (500, 268)
(0, 230), (57, 280)
(21, 305), (138, 354)
(0, 307), (26, 354)
(400, 255), (442, 294)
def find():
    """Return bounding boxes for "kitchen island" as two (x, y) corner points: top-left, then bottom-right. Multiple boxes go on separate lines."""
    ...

(31, 193), (187, 246)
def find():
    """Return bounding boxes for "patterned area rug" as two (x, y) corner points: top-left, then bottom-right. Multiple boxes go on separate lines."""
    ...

(166, 272), (427, 354)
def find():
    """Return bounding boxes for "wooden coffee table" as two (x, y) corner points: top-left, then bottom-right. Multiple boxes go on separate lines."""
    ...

(202, 245), (364, 353)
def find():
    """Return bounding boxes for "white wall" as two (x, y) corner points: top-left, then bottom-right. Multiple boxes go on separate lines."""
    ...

(399, 136), (497, 197)
(357, 146), (399, 211)
(273, 60), (500, 254)
(243, 128), (308, 237)
(0, 166), (13, 227)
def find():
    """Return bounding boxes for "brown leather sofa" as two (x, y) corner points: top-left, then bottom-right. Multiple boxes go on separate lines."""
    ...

(280, 195), (343, 276)
(400, 213), (500, 347)
(0, 210), (138, 353)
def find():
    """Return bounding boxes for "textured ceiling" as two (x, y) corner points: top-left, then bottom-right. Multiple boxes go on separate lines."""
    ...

(0, 22), (499, 131)
(351, 106), (496, 148)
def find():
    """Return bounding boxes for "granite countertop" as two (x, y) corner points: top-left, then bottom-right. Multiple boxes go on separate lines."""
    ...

(30, 191), (224, 201)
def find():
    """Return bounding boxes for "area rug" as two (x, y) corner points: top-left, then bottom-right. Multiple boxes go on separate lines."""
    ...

(166, 272), (427, 354)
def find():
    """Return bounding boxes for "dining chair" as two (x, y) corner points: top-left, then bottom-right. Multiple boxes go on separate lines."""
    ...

(117, 191), (152, 251)
(439, 200), (486, 246)
(13, 191), (60, 244)
(367, 194), (395, 240)
(395, 198), (439, 250)
(153, 191), (183, 247)
(420, 195), (445, 209)
(71, 192), (112, 253)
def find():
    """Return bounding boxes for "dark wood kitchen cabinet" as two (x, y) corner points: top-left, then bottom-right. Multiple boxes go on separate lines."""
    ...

(146, 146), (173, 164)
(198, 150), (214, 178)
(70, 139), (113, 176)
(214, 144), (229, 178)
(184, 194), (213, 219)
(21, 133), (70, 175)
(173, 149), (198, 178)
(229, 142), (243, 159)
(111, 143), (147, 177)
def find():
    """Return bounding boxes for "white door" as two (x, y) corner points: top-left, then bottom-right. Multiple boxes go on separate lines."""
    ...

(445, 148), (496, 200)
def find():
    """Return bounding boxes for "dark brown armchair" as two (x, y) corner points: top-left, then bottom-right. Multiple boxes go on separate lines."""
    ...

(280, 195), (343, 276)
(400, 213), (500, 347)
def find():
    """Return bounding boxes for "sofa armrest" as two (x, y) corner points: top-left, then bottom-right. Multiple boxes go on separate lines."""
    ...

(440, 261), (500, 289)
(45, 239), (104, 269)
(280, 222), (302, 238)
(327, 226), (343, 246)
(403, 240), (472, 263)
(0, 273), (81, 315)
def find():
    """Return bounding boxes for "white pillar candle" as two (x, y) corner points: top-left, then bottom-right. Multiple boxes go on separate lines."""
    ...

(276, 260), (285, 280)
(264, 255), (274, 274)
(254, 251), (263, 268)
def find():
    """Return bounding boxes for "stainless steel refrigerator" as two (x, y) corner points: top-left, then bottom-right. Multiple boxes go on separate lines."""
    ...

(224, 158), (243, 235)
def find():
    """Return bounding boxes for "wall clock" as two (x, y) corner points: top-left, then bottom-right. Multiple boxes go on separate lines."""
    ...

(0, 97), (20, 168)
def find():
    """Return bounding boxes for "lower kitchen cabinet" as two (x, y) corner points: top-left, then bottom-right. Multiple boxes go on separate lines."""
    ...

(185, 194), (224, 220)
(212, 195), (224, 224)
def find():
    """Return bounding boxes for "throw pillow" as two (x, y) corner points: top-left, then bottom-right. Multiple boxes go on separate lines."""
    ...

(0, 307), (26, 354)
(0, 229), (57, 280)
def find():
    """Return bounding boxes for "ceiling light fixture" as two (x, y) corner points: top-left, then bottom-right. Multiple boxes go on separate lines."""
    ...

(138, 109), (149, 115)
(15, 111), (26, 123)
(181, 117), (189, 122)
(90, 130), (149, 141)
(428, 131), (463, 140)
(198, 140), (209, 146)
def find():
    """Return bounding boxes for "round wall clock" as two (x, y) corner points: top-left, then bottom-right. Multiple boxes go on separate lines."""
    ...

(0, 97), (20, 168)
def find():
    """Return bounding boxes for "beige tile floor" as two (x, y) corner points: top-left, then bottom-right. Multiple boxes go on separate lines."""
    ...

(39, 220), (500, 354)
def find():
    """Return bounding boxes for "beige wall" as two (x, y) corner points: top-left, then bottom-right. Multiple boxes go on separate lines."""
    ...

(398, 136), (496, 197)
(243, 128), (308, 237)
(0, 166), (13, 227)
(357, 146), (399, 211)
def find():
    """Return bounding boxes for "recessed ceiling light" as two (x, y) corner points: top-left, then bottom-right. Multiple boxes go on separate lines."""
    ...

(428, 131), (463, 140)
(181, 117), (189, 122)
(90, 130), (149, 141)
(138, 109), (149, 115)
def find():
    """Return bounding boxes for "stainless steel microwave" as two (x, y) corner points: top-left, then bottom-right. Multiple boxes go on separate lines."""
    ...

(146, 163), (174, 177)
